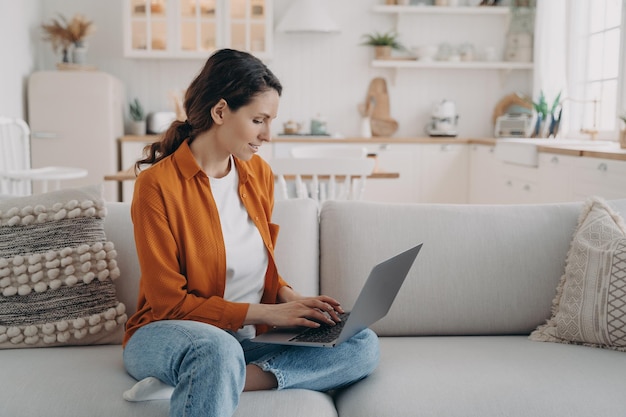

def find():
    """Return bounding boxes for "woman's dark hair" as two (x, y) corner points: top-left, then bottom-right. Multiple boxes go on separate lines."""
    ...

(135, 49), (282, 172)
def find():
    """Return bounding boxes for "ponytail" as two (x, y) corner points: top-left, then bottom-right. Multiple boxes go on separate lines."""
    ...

(134, 119), (195, 173)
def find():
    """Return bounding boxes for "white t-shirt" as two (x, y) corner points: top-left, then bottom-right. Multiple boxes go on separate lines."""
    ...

(209, 157), (268, 340)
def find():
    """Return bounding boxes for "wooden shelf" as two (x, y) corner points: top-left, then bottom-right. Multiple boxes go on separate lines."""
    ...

(371, 60), (533, 70)
(372, 5), (510, 15)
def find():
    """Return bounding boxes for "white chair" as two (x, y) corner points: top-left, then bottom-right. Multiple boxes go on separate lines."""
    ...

(270, 157), (376, 201)
(0, 117), (88, 197)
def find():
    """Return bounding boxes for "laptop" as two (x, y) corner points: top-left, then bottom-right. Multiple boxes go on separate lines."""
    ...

(251, 243), (422, 348)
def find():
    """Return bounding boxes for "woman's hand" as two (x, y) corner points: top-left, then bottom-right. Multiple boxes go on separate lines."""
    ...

(245, 290), (344, 329)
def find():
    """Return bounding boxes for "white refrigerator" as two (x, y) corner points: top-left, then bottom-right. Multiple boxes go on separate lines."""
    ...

(27, 71), (125, 202)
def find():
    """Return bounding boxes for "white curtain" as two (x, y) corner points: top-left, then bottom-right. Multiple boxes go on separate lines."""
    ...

(532, 0), (568, 134)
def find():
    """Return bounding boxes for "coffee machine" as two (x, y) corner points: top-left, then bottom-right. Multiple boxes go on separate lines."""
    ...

(425, 99), (459, 137)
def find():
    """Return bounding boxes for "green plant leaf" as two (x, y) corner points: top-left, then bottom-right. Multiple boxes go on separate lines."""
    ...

(361, 31), (404, 50)
(129, 98), (145, 121)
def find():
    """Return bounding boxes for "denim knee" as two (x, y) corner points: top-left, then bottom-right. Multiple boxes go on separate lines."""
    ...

(180, 326), (246, 382)
(351, 329), (381, 378)
(170, 323), (246, 417)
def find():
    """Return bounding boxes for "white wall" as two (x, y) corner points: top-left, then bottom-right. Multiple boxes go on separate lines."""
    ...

(23, 0), (531, 138)
(0, 0), (42, 120)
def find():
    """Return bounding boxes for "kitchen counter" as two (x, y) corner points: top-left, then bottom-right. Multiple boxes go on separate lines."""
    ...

(272, 136), (626, 161)
(119, 135), (626, 161)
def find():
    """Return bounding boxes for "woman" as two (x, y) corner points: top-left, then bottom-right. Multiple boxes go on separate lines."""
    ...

(122, 49), (380, 417)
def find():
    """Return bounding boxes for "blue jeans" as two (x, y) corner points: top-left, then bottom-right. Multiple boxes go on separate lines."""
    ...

(123, 320), (380, 417)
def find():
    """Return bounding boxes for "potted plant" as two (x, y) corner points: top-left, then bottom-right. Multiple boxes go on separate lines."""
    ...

(531, 90), (561, 137)
(361, 31), (405, 60)
(41, 14), (95, 65)
(129, 98), (147, 136)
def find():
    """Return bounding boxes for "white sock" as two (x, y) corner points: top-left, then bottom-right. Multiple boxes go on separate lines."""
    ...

(123, 377), (174, 402)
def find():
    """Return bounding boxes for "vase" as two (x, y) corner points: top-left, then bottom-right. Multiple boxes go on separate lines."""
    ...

(620, 129), (626, 149)
(129, 120), (147, 136)
(374, 46), (392, 60)
(72, 42), (88, 65)
(531, 114), (543, 137)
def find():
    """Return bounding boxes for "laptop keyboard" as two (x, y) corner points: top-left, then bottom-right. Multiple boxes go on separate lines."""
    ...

(290, 312), (351, 343)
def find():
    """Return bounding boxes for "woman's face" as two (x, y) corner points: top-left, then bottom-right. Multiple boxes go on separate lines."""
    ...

(217, 89), (280, 161)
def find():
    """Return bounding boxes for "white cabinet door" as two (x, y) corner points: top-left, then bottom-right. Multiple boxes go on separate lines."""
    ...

(493, 161), (540, 204)
(469, 144), (542, 205)
(419, 143), (469, 203)
(570, 157), (626, 201)
(124, 0), (272, 59)
(363, 143), (420, 203)
(468, 144), (502, 204)
(537, 153), (578, 203)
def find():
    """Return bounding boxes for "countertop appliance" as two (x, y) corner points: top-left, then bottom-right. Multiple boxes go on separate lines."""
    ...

(494, 113), (534, 138)
(28, 71), (125, 202)
(425, 99), (459, 137)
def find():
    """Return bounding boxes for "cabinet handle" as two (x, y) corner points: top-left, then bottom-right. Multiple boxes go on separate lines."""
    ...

(551, 156), (559, 164)
(598, 163), (608, 172)
(441, 145), (451, 152)
(523, 184), (531, 191)
(472, 145), (477, 151)
(489, 147), (495, 153)
(32, 131), (58, 139)
(506, 180), (513, 187)
(379, 144), (389, 151)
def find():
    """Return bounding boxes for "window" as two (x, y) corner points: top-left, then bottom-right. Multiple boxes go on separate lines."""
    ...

(567, 0), (624, 140)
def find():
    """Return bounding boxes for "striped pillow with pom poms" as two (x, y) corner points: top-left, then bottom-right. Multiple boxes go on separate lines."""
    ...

(0, 185), (127, 348)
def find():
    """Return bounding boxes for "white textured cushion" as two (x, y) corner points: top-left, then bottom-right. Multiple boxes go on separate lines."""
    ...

(319, 199), (626, 336)
(530, 197), (626, 351)
(0, 185), (127, 348)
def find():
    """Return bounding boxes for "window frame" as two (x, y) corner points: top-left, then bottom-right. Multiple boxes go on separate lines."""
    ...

(565, 0), (625, 141)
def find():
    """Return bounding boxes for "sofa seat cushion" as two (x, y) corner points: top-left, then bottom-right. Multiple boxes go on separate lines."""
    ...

(335, 336), (626, 417)
(1, 344), (337, 417)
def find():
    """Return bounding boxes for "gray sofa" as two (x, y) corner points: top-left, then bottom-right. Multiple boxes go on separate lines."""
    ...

(3, 197), (626, 417)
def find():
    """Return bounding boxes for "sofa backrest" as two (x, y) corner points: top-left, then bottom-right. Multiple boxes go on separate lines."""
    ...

(319, 199), (626, 336)
(104, 198), (320, 321)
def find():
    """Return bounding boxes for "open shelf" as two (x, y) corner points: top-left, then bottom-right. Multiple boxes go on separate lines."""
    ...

(371, 60), (533, 70)
(372, 5), (510, 15)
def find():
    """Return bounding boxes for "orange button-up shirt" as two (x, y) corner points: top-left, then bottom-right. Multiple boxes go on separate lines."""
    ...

(123, 140), (289, 346)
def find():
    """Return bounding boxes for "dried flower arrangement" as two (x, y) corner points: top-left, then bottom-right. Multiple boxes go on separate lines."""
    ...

(41, 14), (95, 62)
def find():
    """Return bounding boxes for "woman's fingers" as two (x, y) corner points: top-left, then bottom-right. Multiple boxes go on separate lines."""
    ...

(300, 298), (343, 324)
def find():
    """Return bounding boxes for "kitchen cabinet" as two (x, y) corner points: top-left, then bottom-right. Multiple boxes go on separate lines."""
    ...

(468, 144), (502, 203)
(419, 143), (468, 203)
(536, 153), (577, 203)
(497, 170), (540, 204)
(362, 143), (420, 203)
(123, 0), (272, 59)
(370, 5), (533, 73)
(471, 144), (543, 204)
(114, 138), (626, 204)
(569, 157), (626, 201)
